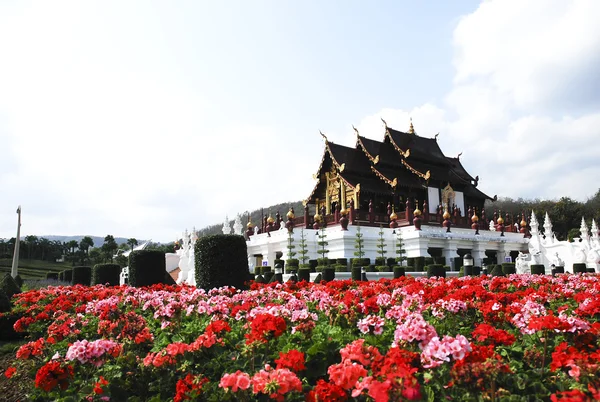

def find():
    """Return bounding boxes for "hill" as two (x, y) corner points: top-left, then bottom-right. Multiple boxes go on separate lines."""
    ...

(197, 200), (304, 237)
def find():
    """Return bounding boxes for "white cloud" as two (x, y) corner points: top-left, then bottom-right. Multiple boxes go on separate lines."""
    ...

(356, 0), (600, 204)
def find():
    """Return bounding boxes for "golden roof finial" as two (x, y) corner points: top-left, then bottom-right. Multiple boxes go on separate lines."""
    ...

(408, 117), (415, 134)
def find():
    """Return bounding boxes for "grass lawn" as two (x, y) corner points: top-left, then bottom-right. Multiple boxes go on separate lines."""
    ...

(0, 259), (73, 279)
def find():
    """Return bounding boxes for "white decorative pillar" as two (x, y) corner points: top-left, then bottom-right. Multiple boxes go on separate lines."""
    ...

(442, 239), (460, 270)
(543, 212), (553, 242)
(496, 243), (508, 264)
(11, 206), (21, 278)
(529, 211), (539, 235)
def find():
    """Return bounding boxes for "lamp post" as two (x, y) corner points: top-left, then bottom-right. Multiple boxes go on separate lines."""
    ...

(274, 264), (283, 283)
(11, 206), (21, 278)
(463, 253), (474, 276)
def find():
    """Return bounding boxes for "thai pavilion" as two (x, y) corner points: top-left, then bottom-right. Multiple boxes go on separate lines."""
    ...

(245, 120), (529, 272)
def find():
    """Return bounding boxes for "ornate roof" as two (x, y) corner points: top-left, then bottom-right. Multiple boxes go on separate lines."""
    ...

(306, 124), (492, 203)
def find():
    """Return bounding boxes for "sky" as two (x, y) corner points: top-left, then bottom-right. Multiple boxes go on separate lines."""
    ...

(1, 0), (599, 243)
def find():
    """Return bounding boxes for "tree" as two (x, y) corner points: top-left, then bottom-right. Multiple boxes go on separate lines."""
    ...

(354, 224), (365, 262)
(127, 238), (138, 252)
(79, 236), (94, 254)
(286, 231), (296, 261)
(376, 225), (387, 261)
(102, 235), (118, 263)
(25, 235), (38, 260)
(317, 227), (329, 264)
(297, 229), (310, 268)
(396, 230), (407, 266)
(89, 248), (103, 265)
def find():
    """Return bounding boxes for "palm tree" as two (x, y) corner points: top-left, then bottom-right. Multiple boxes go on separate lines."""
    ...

(25, 235), (38, 260)
(127, 238), (138, 252)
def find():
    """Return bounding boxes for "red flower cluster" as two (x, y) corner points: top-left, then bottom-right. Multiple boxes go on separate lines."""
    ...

(274, 349), (306, 372)
(245, 313), (287, 344)
(16, 337), (45, 360)
(34, 361), (74, 392)
(472, 323), (516, 346)
(174, 373), (208, 402)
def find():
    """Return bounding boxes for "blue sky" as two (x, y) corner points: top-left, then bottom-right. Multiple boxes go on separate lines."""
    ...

(1, 0), (599, 242)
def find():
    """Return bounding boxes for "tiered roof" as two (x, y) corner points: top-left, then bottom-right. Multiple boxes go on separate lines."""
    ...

(306, 123), (492, 203)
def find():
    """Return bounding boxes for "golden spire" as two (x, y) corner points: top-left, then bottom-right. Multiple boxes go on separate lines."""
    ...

(408, 117), (415, 134)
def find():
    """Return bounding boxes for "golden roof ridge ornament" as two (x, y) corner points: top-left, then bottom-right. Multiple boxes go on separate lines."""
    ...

(319, 130), (328, 143)
(408, 117), (415, 134)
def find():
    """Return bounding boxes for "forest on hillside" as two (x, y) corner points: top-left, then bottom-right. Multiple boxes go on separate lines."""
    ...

(197, 190), (600, 242)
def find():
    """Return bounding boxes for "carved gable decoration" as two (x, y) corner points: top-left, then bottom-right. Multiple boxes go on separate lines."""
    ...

(441, 184), (456, 209)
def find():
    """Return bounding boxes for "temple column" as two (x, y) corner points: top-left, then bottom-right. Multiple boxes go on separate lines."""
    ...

(471, 240), (487, 267)
(496, 243), (508, 264)
(340, 180), (346, 208)
(325, 187), (331, 215)
(442, 240), (460, 271)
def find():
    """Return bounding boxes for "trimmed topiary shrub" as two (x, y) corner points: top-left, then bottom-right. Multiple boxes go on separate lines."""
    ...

(313, 273), (322, 283)
(92, 264), (122, 286)
(285, 259), (299, 273)
(434, 256), (447, 266)
(163, 272), (177, 285)
(351, 267), (361, 281)
(261, 266), (272, 275)
(129, 250), (166, 287)
(327, 258), (336, 267)
(366, 264), (377, 272)
(63, 269), (73, 283)
(72, 266), (92, 286)
(573, 263), (587, 274)
(46, 272), (59, 280)
(502, 263), (516, 275)
(336, 258), (348, 266)
(309, 259), (318, 272)
(406, 257), (415, 268)
(317, 258), (329, 268)
(13, 274), (23, 288)
(459, 267), (465, 277)
(298, 268), (311, 282)
(425, 257), (434, 266)
(554, 266), (565, 274)
(387, 258), (397, 267)
(415, 257), (425, 272)
(530, 264), (545, 275)
(58, 271), (64, 281)
(1, 274), (22, 301)
(254, 266), (261, 276)
(393, 266), (405, 278)
(0, 289), (11, 313)
(375, 257), (386, 266)
(377, 265), (392, 272)
(195, 234), (249, 291)
(351, 258), (361, 267)
(322, 267), (335, 282)
(426, 264), (446, 278)
(491, 265), (504, 277)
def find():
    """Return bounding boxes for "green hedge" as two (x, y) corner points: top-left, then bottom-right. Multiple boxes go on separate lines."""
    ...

(425, 257), (434, 266)
(309, 260), (318, 272)
(377, 265), (392, 272)
(298, 268), (311, 282)
(375, 257), (386, 266)
(426, 264), (446, 278)
(406, 258), (415, 268)
(317, 258), (329, 267)
(393, 266), (405, 278)
(63, 269), (73, 283)
(502, 263), (516, 275)
(336, 258), (348, 266)
(195, 234), (249, 291)
(72, 266), (92, 286)
(261, 266), (272, 275)
(58, 271), (64, 281)
(46, 272), (59, 280)
(530, 264), (545, 275)
(0, 274), (21, 301)
(387, 258), (397, 267)
(351, 267), (361, 281)
(129, 250), (166, 287)
(434, 256), (447, 266)
(573, 263), (587, 274)
(13, 274), (23, 288)
(321, 267), (335, 282)
(334, 264), (348, 272)
(92, 264), (122, 286)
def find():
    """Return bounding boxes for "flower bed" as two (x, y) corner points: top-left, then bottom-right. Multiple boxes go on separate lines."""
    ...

(2, 274), (600, 401)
